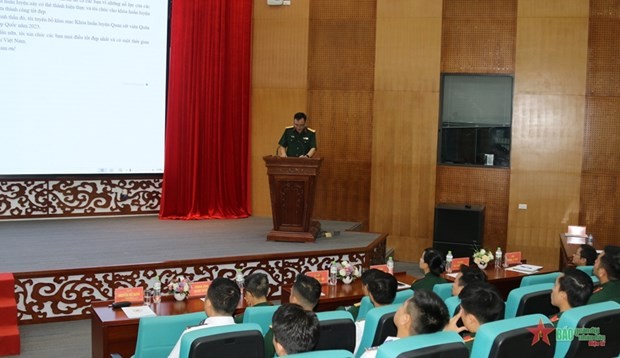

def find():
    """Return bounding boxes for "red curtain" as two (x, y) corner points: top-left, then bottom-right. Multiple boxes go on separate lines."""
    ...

(160, 0), (252, 219)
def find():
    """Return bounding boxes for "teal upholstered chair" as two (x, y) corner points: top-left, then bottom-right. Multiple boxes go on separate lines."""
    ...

(471, 314), (555, 358)
(432, 283), (454, 301)
(554, 301), (620, 358)
(504, 283), (557, 319)
(355, 303), (400, 358)
(133, 311), (206, 358)
(576, 265), (593, 276)
(315, 310), (355, 352)
(242, 305), (280, 335)
(444, 296), (461, 317)
(355, 289), (413, 322)
(519, 272), (561, 287)
(179, 323), (263, 358)
(286, 350), (354, 358)
(376, 331), (468, 358)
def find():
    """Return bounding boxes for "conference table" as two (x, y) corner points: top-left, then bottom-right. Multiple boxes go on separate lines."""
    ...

(91, 295), (247, 358)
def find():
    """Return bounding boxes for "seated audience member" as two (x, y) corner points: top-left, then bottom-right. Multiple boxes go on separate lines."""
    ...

(354, 271), (398, 354)
(272, 303), (320, 356)
(235, 272), (272, 323)
(588, 245), (620, 304)
(572, 244), (598, 267)
(411, 248), (447, 291)
(264, 274), (321, 358)
(339, 269), (383, 320)
(360, 289), (449, 358)
(168, 278), (240, 358)
(444, 281), (505, 352)
(451, 264), (487, 297)
(550, 268), (593, 326)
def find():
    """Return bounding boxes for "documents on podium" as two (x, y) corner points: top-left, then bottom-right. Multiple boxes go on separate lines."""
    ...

(263, 155), (323, 242)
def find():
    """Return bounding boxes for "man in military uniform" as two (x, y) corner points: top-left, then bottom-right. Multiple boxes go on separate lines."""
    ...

(588, 245), (620, 304)
(277, 112), (316, 158)
(549, 268), (593, 326)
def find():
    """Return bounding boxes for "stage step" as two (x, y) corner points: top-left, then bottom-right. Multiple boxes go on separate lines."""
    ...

(0, 273), (20, 356)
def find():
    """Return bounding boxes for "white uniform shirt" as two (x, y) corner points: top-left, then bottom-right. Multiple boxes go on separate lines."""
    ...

(167, 316), (235, 358)
(359, 336), (400, 358)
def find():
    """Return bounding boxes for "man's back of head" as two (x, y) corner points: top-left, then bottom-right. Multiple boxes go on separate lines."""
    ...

(206, 278), (241, 316)
(597, 245), (620, 282)
(366, 271), (398, 305)
(459, 281), (504, 331)
(291, 274), (322, 311)
(272, 303), (319, 356)
(403, 289), (449, 336)
(245, 272), (270, 300)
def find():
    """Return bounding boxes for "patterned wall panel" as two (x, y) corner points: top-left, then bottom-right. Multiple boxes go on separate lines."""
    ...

(441, 0), (517, 73)
(580, 0), (620, 247)
(0, 177), (161, 219)
(435, 166), (510, 251)
(307, 0), (376, 227)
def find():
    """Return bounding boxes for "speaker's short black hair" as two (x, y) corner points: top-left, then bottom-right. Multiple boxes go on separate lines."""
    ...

(459, 281), (504, 325)
(293, 112), (307, 121)
(272, 303), (319, 355)
(206, 278), (241, 315)
(406, 289), (449, 335)
(245, 272), (269, 299)
(559, 268), (593, 308)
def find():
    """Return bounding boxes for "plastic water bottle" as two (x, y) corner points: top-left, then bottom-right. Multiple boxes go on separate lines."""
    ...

(235, 269), (245, 293)
(445, 251), (453, 273)
(386, 256), (394, 275)
(495, 247), (502, 270)
(329, 260), (338, 286)
(153, 276), (161, 304)
(587, 234), (594, 246)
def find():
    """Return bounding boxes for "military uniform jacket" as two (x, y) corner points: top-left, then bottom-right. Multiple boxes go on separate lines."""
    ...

(278, 126), (316, 157)
(587, 280), (620, 304)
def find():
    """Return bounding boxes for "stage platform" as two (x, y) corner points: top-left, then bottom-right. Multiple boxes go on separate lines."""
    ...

(0, 216), (387, 323)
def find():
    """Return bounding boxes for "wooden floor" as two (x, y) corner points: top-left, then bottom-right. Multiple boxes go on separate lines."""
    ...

(0, 215), (369, 273)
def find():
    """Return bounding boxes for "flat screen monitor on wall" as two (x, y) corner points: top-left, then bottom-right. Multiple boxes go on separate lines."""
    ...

(0, 0), (170, 175)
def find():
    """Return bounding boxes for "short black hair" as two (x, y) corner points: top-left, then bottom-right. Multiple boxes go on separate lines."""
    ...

(207, 278), (241, 315)
(366, 271), (398, 305)
(292, 274), (322, 309)
(361, 268), (383, 286)
(245, 272), (269, 299)
(559, 268), (593, 308)
(456, 265), (487, 287)
(423, 248), (446, 276)
(459, 281), (504, 324)
(600, 246), (620, 280)
(579, 244), (598, 266)
(294, 112), (307, 121)
(406, 289), (449, 335)
(272, 303), (319, 355)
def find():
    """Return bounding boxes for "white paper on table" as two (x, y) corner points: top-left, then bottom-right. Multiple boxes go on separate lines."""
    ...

(445, 273), (459, 279)
(121, 305), (156, 319)
(397, 281), (412, 289)
(505, 264), (543, 275)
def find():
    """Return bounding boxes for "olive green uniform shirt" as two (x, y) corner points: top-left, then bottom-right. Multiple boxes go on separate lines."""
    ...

(264, 327), (276, 357)
(410, 272), (447, 291)
(587, 280), (620, 304)
(337, 302), (361, 321)
(234, 301), (273, 324)
(278, 126), (316, 157)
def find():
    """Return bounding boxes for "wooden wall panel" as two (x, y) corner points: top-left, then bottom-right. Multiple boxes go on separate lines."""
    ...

(251, 1), (310, 216)
(509, 0), (589, 269)
(580, 0), (620, 247)
(371, 1), (442, 261)
(307, 0), (376, 226)
(435, 167), (510, 251)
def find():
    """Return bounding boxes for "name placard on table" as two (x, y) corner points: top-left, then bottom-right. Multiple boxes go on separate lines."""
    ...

(504, 252), (522, 266)
(189, 281), (212, 298)
(370, 264), (389, 273)
(450, 257), (470, 271)
(306, 270), (328, 285)
(114, 287), (144, 303)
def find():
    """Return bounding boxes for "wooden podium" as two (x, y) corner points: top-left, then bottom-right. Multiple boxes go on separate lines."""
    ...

(263, 155), (323, 242)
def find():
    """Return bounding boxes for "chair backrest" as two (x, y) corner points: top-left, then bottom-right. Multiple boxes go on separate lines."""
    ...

(355, 303), (400, 358)
(315, 310), (356, 352)
(432, 283), (454, 301)
(472, 314), (555, 358)
(444, 296), (461, 317)
(242, 304), (280, 335)
(355, 289), (412, 322)
(554, 301), (620, 358)
(134, 311), (206, 358)
(376, 331), (468, 358)
(519, 272), (561, 287)
(590, 275), (600, 286)
(576, 265), (593, 276)
(505, 283), (557, 319)
(179, 323), (264, 358)
(286, 349), (354, 358)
